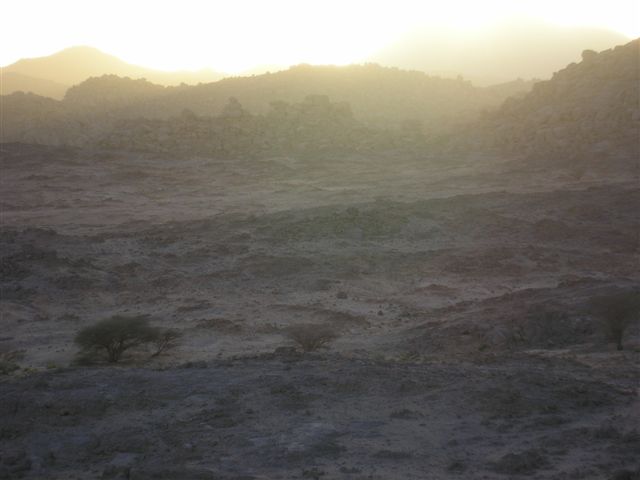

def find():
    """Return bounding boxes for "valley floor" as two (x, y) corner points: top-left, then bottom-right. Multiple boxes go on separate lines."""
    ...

(1, 143), (638, 478)
(2, 352), (639, 479)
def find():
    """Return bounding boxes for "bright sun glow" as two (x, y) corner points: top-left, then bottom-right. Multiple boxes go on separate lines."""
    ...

(2, 0), (638, 72)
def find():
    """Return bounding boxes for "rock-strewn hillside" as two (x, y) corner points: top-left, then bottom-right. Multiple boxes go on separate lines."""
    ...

(465, 39), (639, 166)
(3, 41), (637, 166)
(1, 64), (535, 147)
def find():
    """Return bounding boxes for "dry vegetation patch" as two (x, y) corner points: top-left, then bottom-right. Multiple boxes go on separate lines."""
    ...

(285, 323), (339, 352)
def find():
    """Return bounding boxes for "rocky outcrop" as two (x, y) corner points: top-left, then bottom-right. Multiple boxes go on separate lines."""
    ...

(463, 39), (639, 167)
(97, 95), (418, 157)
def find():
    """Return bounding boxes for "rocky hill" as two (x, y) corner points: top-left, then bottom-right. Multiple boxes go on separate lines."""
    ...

(3, 40), (637, 166)
(464, 39), (640, 168)
(3, 58), (535, 131)
(63, 75), (169, 109)
(102, 63), (534, 132)
(1, 63), (535, 151)
(52, 64), (534, 131)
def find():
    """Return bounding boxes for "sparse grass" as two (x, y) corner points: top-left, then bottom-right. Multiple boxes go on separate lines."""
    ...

(195, 317), (242, 334)
(0, 360), (20, 375)
(0, 350), (24, 375)
(390, 408), (422, 419)
(396, 351), (422, 363)
(373, 449), (412, 460)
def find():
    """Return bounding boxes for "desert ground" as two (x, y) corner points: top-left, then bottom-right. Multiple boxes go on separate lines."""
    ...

(1, 141), (638, 479)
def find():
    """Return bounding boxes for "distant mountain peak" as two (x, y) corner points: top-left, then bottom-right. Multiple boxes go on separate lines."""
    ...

(1, 46), (225, 97)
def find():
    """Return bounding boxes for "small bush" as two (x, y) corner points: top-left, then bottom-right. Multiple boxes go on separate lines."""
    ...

(590, 291), (640, 350)
(75, 315), (161, 363)
(0, 360), (19, 375)
(286, 323), (338, 352)
(0, 350), (25, 375)
(151, 329), (182, 357)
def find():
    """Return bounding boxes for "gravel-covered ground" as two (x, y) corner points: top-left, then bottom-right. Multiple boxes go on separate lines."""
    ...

(1, 143), (638, 479)
(2, 352), (639, 479)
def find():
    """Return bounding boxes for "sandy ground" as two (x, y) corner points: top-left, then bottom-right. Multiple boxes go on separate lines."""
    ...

(1, 142), (638, 479)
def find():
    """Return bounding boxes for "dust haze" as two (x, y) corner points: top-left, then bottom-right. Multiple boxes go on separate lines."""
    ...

(1, 4), (639, 480)
(372, 19), (630, 84)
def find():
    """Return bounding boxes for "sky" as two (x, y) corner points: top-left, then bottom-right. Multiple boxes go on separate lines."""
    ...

(2, 0), (638, 73)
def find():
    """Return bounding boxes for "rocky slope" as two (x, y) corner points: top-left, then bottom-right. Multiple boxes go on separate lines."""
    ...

(461, 39), (640, 168)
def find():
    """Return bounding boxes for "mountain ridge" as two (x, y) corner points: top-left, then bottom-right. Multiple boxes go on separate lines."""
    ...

(2, 39), (637, 172)
(1, 46), (225, 98)
(59, 63), (535, 131)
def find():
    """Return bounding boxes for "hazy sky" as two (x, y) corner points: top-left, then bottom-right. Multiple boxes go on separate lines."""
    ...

(2, 0), (638, 72)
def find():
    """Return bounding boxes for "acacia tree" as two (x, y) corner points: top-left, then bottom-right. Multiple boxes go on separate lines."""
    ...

(75, 315), (159, 363)
(151, 329), (182, 357)
(590, 291), (640, 350)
